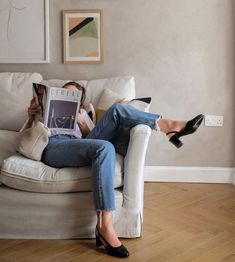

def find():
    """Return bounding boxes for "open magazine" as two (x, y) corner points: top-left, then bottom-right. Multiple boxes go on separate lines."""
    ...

(32, 83), (82, 133)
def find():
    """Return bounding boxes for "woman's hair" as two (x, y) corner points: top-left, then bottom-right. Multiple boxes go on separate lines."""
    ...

(62, 81), (86, 108)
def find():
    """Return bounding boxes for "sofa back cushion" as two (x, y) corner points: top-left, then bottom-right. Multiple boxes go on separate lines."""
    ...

(0, 74), (135, 131)
(40, 79), (88, 90)
(42, 76), (135, 110)
(85, 76), (135, 109)
(0, 72), (43, 131)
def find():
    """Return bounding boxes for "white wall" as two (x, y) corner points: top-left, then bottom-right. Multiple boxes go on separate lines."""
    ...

(0, 0), (234, 167)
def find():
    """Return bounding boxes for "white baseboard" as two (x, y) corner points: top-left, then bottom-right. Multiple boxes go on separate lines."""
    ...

(144, 166), (235, 184)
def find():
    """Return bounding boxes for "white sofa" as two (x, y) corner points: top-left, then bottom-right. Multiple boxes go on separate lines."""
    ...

(0, 72), (151, 239)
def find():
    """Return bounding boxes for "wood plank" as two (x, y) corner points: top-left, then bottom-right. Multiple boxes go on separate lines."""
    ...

(0, 183), (234, 262)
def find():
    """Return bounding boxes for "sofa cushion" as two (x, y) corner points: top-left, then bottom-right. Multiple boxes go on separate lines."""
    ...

(0, 154), (123, 193)
(96, 87), (152, 122)
(42, 76), (135, 110)
(96, 88), (126, 122)
(0, 72), (43, 131)
(40, 79), (88, 90)
(85, 76), (135, 109)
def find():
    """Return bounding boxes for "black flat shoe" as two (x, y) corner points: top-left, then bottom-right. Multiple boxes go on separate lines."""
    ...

(167, 114), (204, 148)
(95, 226), (129, 258)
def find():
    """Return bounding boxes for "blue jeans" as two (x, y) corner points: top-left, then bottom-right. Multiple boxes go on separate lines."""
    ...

(42, 104), (160, 211)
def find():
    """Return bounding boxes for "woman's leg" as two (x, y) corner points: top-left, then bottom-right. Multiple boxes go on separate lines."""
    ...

(88, 104), (204, 149)
(157, 118), (187, 137)
(42, 135), (116, 211)
(97, 211), (121, 247)
(42, 135), (122, 248)
(87, 103), (160, 140)
(87, 103), (187, 141)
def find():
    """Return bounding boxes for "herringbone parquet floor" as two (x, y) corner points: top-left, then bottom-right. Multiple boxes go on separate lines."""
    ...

(0, 182), (235, 262)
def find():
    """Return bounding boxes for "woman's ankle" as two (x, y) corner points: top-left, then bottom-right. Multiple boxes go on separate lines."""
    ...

(97, 211), (121, 247)
(157, 119), (186, 136)
(157, 119), (174, 134)
(97, 211), (112, 228)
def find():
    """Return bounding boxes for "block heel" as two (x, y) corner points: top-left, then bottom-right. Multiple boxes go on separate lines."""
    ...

(169, 135), (183, 148)
(96, 234), (102, 247)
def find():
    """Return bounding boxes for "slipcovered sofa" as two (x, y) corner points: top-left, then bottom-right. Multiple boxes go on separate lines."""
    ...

(0, 72), (151, 239)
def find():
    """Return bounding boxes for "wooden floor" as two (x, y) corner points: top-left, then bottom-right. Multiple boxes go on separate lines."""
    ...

(0, 182), (235, 262)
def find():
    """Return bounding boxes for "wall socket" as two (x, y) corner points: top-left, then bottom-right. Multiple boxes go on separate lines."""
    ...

(205, 115), (223, 127)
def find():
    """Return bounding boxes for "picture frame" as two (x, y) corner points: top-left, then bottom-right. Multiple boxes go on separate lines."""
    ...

(63, 10), (103, 64)
(0, 0), (49, 63)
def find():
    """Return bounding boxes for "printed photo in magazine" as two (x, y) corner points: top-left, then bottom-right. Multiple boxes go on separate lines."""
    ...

(32, 83), (82, 133)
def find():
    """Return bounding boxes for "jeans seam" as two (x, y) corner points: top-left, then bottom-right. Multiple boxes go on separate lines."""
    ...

(96, 150), (105, 210)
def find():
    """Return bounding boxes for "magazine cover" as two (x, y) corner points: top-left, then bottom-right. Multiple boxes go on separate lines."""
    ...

(32, 83), (81, 133)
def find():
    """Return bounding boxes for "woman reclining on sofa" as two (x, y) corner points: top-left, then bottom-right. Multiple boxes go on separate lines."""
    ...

(25, 81), (204, 258)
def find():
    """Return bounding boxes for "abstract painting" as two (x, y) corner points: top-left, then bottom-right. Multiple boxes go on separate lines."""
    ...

(63, 10), (103, 64)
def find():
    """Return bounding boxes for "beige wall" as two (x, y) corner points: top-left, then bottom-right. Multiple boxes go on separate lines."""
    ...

(0, 0), (235, 167)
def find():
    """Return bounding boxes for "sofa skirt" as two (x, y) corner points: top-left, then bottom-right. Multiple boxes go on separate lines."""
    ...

(0, 185), (142, 239)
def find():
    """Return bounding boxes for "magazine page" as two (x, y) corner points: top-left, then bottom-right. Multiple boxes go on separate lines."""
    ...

(44, 87), (81, 132)
(32, 83), (48, 123)
(32, 84), (82, 133)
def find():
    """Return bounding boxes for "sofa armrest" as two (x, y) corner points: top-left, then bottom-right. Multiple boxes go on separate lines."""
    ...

(122, 124), (151, 213)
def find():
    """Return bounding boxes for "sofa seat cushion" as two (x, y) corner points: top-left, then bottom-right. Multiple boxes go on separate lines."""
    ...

(0, 130), (18, 166)
(0, 154), (123, 193)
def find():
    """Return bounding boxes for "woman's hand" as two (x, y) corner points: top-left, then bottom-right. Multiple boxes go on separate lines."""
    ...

(25, 98), (41, 129)
(77, 113), (91, 138)
(21, 98), (41, 131)
(27, 98), (41, 120)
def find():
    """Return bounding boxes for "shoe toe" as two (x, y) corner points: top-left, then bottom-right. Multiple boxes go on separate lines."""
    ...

(107, 244), (130, 258)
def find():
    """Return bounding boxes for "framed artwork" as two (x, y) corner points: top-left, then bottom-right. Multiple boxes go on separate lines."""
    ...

(63, 10), (103, 64)
(0, 0), (49, 63)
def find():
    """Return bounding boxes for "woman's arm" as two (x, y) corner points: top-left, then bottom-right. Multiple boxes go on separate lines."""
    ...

(24, 117), (34, 130)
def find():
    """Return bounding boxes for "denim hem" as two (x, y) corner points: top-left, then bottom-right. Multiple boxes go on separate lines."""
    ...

(155, 115), (162, 131)
(95, 208), (116, 211)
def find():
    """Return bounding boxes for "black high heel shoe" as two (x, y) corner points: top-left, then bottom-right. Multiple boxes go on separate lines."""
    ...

(167, 114), (204, 148)
(95, 226), (129, 258)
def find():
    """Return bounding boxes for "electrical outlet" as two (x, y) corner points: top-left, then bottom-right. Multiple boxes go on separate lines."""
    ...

(205, 115), (223, 127)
